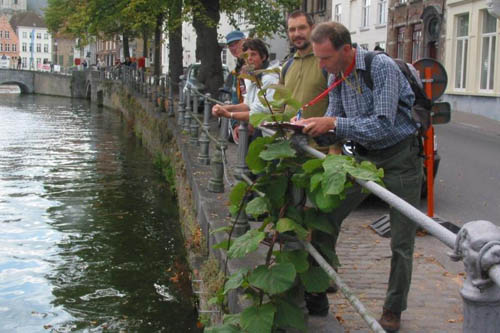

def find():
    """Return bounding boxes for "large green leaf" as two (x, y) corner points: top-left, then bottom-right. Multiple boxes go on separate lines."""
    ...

(322, 154), (354, 173)
(302, 158), (324, 174)
(205, 323), (241, 333)
(249, 113), (273, 128)
(223, 313), (241, 326)
(275, 249), (309, 273)
(275, 299), (307, 331)
(229, 182), (248, 207)
(259, 140), (296, 161)
(276, 218), (308, 240)
(213, 239), (234, 251)
(291, 172), (309, 188)
(240, 303), (276, 333)
(246, 136), (273, 173)
(321, 169), (346, 195)
(344, 161), (384, 182)
(248, 263), (296, 295)
(299, 266), (331, 293)
(262, 175), (288, 208)
(228, 229), (266, 258)
(267, 84), (291, 101)
(303, 209), (334, 234)
(224, 268), (250, 294)
(245, 197), (269, 218)
(310, 188), (342, 213)
(310, 172), (323, 192)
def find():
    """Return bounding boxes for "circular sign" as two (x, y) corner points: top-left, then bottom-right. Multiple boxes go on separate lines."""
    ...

(413, 58), (448, 101)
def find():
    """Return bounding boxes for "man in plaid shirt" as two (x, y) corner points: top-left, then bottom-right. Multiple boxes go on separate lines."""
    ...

(295, 22), (422, 332)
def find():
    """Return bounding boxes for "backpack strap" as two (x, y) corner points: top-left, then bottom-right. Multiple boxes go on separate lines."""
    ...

(362, 51), (387, 90)
(280, 57), (294, 83)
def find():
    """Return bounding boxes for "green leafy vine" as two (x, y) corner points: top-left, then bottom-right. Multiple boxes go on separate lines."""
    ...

(204, 71), (384, 333)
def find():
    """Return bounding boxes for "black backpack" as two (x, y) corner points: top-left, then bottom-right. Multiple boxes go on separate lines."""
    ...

(362, 51), (432, 136)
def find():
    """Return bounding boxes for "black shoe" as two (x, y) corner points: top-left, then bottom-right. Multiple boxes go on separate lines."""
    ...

(305, 292), (329, 317)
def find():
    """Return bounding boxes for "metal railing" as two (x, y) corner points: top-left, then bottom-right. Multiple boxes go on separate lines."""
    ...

(96, 70), (500, 333)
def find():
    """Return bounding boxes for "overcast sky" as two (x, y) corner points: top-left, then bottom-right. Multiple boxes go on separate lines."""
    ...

(27, 0), (47, 15)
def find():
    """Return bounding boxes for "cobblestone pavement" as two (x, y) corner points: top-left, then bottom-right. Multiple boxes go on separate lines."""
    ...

(328, 201), (464, 332)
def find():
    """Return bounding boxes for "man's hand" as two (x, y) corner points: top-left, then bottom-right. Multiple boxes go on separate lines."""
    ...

(295, 117), (336, 137)
(212, 104), (229, 118)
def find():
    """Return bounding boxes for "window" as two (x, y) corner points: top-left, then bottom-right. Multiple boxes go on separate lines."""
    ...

(36, 43), (41, 52)
(0, 44), (2, 51)
(0, 31), (2, 38)
(397, 26), (406, 60)
(44, 44), (49, 53)
(377, 0), (387, 25)
(29, 43), (32, 52)
(23, 31), (27, 38)
(22, 43), (27, 52)
(44, 33), (48, 39)
(22, 57), (26, 68)
(5, 43), (9, 51)
(12, 44), (16, 52)
(334, 4), (342, 22)
(318, 0), (327, 12)
(455, 14), (469, 89)
(36, 58), (41, 65)
(37, 32), (41, 39)
(412, 23), (422, 62)
(480, 11), (496, 91)
(362, 0), (371, 27)
(5, 31), (9, 39)
(30, 32), (33, 39)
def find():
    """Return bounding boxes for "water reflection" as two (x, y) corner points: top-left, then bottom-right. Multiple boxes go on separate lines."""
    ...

(0, 95), (198, 332)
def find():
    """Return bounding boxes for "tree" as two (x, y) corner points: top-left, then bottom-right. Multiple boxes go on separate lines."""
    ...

(187, 0), (301, 96)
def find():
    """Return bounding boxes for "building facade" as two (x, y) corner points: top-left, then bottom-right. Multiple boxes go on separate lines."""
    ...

(443, 0), (500, 120)
(0, 0), (27, 14)
(302, 0), (333, 24)
(386, 0), (446, 64)
(10, 11), (51, 69)
(0, 14), (19, 67)
(330, 0), (388, 51)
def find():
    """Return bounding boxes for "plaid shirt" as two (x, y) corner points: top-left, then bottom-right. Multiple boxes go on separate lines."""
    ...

(326, 47), (416, 150)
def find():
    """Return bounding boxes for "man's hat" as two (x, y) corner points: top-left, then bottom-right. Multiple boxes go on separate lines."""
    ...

(226, 30), (245, 44)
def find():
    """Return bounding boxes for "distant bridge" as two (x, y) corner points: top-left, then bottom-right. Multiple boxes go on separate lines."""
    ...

(0, 68), (88, 98)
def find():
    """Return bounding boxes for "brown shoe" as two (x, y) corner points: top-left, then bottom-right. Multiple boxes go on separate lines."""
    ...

(378, 308), (401, 332)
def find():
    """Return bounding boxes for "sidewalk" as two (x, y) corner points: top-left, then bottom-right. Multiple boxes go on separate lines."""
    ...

(327, 199), (464, 332)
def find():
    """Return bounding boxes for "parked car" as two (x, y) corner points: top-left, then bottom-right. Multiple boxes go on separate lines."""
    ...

(182, 63), (229, 111)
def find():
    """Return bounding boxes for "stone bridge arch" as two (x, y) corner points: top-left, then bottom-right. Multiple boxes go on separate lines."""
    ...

(0, 80), (31, 93)
(0, 69), (34, 93)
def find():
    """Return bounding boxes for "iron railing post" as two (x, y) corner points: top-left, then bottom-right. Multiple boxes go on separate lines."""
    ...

(449, 220), (500, 332)
(167, 75), (175, 117)
(159, 77), (166, 112)
(183, 87), (192, 132)
(208, 113), (228, 193)
(234, 121), (250, 180)
(177, 77), (185, 126)
(190, 91), (200, 144)
(198, 93), (211, 165)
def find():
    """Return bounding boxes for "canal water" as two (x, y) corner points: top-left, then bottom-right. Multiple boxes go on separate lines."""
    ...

(0, 95), (198, 332)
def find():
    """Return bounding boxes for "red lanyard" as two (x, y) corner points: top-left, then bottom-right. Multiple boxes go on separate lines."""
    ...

(302, 48), (357, 110)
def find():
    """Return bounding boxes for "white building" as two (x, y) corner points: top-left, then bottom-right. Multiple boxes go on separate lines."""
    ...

(331, 0), (388, 51)
(442, 0), (500, 121)
(0, 0), (27, 13)
(10, 11), (51, 69)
